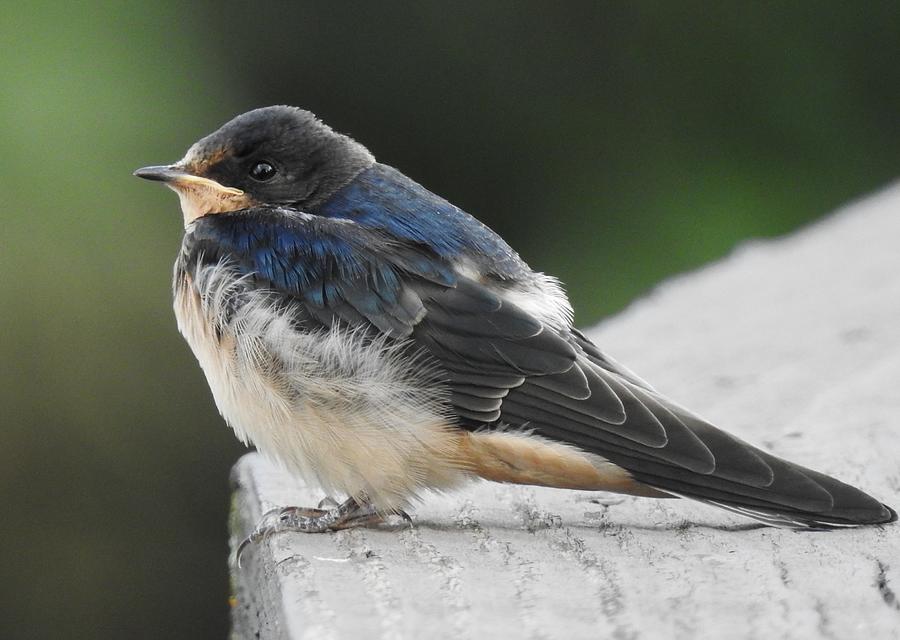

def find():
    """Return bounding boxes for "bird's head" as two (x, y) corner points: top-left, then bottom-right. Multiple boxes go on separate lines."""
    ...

(134, 106), (374, 225)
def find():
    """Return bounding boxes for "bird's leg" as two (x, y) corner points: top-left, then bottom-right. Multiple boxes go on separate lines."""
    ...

(235, 493), (411, 567)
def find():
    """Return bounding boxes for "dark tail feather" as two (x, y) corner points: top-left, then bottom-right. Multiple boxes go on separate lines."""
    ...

(700, 499), (897, 530)
(610, 385), (898, 529)
(632, 454), (897, 529)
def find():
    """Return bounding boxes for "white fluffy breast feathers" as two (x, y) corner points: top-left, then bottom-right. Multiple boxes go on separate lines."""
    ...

(172, 261), (463, 509)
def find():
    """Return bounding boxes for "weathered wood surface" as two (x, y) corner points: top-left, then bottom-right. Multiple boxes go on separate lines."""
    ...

(229, 185), (900, 640)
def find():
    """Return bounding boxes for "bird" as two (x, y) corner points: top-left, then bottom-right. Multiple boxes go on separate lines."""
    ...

(134, 106), (895, 556)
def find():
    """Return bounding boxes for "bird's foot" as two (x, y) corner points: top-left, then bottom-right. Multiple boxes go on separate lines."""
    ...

(234, 494), (411, 567)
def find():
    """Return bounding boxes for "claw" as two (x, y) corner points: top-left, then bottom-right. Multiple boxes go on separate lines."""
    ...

(234, 506), (322, 567)
(235, 508), (283, 568)
(235, 525), (266, 569)
(235, 533), (255, 569)
(234, 495), (392, 568)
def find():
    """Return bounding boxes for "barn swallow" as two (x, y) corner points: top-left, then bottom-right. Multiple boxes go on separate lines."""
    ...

(135, 106), (895, 558)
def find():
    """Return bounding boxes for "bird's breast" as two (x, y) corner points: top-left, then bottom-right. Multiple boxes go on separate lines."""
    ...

(172, 258), (465, 509)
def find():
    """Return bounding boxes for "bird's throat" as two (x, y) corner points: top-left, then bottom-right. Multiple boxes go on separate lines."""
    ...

(169, 179), (255, 226)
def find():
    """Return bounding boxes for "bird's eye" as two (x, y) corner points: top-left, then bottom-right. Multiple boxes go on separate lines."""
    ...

(249, 161), (277, 181)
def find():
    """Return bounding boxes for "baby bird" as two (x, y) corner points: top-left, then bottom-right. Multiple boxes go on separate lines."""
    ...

(135, 106), (895, 552)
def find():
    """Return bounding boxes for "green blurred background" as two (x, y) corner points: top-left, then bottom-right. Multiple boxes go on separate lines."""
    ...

(2, 2), (899, 638)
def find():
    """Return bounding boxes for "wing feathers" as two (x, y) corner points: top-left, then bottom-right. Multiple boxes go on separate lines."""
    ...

(528, 363), (591, 400)
(447, 369), (525, 390)
(411, 278), (891, 527)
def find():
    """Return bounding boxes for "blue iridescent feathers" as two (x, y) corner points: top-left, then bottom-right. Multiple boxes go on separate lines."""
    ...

(183, 207), (454, 337)
(314, 165), (528, 280)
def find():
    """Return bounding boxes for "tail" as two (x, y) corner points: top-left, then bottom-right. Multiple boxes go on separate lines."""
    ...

(619, 408), (897, 529)
(569, 343), (897, 530)
(649, 461), (898, 530)
(468, 325), (895, 529)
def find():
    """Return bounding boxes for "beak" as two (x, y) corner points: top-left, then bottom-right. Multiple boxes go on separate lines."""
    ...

(133, 164), (244, 195)
(133, 164), (187, 182)
(133, 162), (251, 224)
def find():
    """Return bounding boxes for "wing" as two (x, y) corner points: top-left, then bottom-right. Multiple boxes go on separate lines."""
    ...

(187, 208), (895, 529)
(418, 280), (895, 528)
(417, 279), (894, 528)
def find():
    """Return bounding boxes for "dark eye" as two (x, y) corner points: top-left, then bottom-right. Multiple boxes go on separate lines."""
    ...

(249, 161), (277, 181)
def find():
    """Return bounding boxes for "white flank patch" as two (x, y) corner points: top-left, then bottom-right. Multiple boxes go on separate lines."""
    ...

(496, 273), (574, 330)
(453, 257), (574, 331)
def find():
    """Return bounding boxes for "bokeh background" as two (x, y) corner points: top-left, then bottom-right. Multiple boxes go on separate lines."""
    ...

(3, 3), (900, 638)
